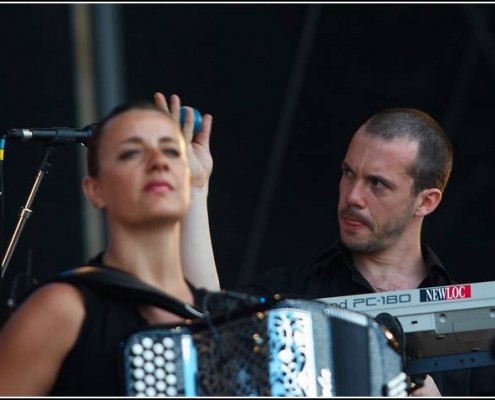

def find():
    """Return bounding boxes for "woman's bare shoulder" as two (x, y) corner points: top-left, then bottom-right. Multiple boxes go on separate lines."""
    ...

(0, 282), (86, 395)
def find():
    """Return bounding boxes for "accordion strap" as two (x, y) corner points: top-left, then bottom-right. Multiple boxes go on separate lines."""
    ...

(54, 265), (205, 319)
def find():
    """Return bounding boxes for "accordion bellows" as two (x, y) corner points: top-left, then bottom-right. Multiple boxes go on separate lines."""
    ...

(121, 298), (407, 397)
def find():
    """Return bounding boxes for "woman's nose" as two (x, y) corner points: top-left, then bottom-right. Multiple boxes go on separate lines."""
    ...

(148, 148), (169, 172)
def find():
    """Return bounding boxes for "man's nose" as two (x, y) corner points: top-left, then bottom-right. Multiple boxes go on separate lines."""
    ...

(345, 181), (366, 208)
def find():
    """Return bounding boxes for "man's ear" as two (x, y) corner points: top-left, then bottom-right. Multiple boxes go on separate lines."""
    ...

(83, 176), (106, 209)
(415, 188), (442, 217)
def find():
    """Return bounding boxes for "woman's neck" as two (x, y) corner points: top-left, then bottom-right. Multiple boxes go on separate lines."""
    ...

(103, 222), (188, 295)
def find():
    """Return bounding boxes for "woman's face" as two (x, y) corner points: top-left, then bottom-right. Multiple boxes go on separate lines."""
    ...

(84, 108), (191, 227)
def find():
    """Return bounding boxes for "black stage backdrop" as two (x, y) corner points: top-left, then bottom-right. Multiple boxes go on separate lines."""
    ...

(0, 3), (493, 324)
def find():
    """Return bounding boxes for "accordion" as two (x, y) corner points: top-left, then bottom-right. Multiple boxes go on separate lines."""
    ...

(121, 297), (407, 397)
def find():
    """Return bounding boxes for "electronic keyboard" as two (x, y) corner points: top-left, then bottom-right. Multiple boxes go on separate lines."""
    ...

(319, 281), (495, 374)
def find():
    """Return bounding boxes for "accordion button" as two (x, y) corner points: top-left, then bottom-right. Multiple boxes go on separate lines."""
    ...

(154, 356), (165, 367)
(132, 357), (144, 368)
(166, 386), (178, 396)
(145, 374), (156, 386)
(131, 343), (143, 355)
(153, 343), (164, 354)
(143, 350), (154, 361)
(166, 374), (177, 386)
(133, 368), (145, 380)
(145, 387), (156, 397)
(156, 381), (166, 392)
(165, 362), (176, 373)
(164, 349), (175, 361)
(163, 337), (174, 348)
(142, 337), (154, 349)
(155, 368), (166, 380)
(144, 362), (155, 373)
(134, 380), (146, 392)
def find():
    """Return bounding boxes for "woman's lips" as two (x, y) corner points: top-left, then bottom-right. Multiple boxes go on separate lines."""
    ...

(144, 181), (173, 193)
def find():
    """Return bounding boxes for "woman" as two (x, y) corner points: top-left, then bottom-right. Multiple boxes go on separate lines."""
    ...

(0, 94), (216, 395)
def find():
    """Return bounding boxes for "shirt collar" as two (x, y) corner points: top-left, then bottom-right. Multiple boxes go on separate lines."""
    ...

(328, 240), (454, 289)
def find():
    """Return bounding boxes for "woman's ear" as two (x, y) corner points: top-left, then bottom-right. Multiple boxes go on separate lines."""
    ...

(83, 176), (106, 209)
(415, 188), (442, 217)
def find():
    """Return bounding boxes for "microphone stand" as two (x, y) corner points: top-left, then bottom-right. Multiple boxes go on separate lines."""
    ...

(1, 145), (57, 279)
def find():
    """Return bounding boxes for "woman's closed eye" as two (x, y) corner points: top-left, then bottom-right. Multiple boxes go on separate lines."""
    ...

(162, 147), (180, 157)
(118, 149), (141, 160)
(118, 146), (181, 161)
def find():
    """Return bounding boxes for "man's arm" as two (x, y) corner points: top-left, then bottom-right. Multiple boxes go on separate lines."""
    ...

(410, 374), (441, 397)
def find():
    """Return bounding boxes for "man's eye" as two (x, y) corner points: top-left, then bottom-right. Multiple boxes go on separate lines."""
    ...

(342, 168), (353, 177)
(371, 178), (385, 188)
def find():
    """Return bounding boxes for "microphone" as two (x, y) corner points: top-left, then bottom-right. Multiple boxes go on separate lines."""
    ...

(6, 125), (93, 145)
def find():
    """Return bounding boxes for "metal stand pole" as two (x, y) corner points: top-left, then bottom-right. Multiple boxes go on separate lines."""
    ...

(1, 145), (57, 279)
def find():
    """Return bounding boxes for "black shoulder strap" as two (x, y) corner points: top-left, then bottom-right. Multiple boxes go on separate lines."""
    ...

(54, 266), (205, 319)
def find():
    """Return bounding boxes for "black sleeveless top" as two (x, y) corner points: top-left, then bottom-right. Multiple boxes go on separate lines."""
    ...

(46, 259), (207, 396)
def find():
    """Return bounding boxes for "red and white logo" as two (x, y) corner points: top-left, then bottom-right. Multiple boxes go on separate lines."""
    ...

(420, 284), (472, 302)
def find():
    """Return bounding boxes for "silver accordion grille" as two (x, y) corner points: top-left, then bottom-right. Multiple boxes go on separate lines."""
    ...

(122, 299), (407, 397)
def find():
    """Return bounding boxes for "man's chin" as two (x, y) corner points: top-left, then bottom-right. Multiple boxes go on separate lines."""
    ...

(342, 237), (390, 254)
(341, 236), (361, 250)
(341, 236), (374, 253)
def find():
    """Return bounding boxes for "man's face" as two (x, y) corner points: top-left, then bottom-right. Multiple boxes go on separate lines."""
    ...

(338, 128), (420, 253)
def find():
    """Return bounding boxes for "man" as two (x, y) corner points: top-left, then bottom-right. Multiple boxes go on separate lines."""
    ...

(188, 106), (495, 396)
(239, 108), (450, 396)
(239, 108), (453, 300)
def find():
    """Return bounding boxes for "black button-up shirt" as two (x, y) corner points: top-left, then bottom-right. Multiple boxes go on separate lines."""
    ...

(240, 240), (453, 298)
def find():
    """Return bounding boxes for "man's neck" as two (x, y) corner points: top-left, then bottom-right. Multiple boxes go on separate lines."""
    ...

(353, 243), (427, 292)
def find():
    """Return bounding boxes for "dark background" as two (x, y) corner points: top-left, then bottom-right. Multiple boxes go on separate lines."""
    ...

(0, 3), (494, 324)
